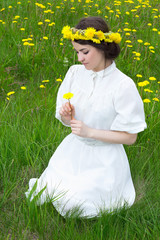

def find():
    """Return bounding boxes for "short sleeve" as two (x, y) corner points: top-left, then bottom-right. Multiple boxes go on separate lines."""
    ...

(55, 65), (75, 127)
(110, 78), (147, 134)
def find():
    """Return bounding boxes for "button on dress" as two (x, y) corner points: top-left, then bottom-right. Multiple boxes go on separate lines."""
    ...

(25, 62), (147, 217)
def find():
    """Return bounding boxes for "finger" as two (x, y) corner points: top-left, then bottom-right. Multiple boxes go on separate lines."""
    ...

(65, 102), (72, 111)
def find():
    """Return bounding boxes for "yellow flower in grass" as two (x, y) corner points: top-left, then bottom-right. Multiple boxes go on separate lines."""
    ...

(136, 74), (142, 78)
(63, 92), (74, 100)
(40, 85), (45, 88)
(144, 42), (150, 46)
(152, 28), (158, 32)
(153, 98), (159, 102)
(14, 15), (20, 19)
(28, 43), (34, 46)
(23, 42), (29, 46)
(45, 19), (51, 22)
(137, 39), (143, 43)
(144, 89), (153, 93)
(85, 28), (96, 39)
(143, 99), (151, 103)
(56, 78), (62, 82)
(7, 91), (15, 96)
(21, 86), (26, 90)
(43, 36), (48, 40)
(149, 77), (156, 81)
(138, 80), (149, 87)
(42, 80), (49, 83)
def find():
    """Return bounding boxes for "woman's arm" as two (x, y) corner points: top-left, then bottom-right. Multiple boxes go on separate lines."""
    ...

(70, 119), (137, 145)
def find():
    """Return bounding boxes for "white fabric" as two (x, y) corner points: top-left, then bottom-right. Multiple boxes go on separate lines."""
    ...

(25, 62), (147, 217)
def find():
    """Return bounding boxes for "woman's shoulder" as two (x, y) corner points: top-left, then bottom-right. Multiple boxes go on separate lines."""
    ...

(114, 67), (136, 88)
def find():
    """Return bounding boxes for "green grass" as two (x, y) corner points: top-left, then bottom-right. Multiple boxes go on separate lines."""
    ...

(0, 0), (160, 239)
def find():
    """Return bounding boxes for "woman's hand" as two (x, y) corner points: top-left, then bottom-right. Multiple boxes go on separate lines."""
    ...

(70, 119), (91, 138)
(59, 102), (75, 124)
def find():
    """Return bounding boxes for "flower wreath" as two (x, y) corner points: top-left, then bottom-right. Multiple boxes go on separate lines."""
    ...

(62, 26), (121, 44)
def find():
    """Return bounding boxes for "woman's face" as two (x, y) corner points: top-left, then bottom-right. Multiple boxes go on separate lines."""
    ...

(72, 41), (107, 72)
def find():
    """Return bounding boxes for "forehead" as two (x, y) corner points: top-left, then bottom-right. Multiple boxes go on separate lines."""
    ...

(72, 41), (92, 51)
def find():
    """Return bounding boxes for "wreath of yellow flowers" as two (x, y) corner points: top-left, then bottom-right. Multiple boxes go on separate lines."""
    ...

(62, 26), (122, 44)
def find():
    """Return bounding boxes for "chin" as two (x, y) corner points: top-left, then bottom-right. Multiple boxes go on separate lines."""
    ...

(83, 64), (91, 70)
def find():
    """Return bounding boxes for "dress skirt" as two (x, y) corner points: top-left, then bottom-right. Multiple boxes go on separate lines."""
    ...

(25, 133), (135, 217)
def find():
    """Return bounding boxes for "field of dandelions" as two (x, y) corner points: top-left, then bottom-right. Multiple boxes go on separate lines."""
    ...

(0, 0), (159, 239)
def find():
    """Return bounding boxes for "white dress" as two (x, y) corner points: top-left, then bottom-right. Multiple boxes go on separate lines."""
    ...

(25, 61), (147, 217)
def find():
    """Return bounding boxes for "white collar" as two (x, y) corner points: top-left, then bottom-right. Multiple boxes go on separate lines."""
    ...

(89, 61), (116, 78)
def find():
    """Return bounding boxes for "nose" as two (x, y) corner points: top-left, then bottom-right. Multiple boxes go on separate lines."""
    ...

(78, 52), (85, 62)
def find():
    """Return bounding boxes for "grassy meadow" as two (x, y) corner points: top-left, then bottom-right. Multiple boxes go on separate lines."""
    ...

(0, 0), (160, 239)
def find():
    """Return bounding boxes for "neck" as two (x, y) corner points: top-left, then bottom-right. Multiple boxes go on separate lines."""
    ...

(94, 60), (112, 72)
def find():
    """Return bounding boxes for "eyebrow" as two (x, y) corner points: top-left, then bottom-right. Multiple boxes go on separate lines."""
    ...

(74, 48), (88, 52)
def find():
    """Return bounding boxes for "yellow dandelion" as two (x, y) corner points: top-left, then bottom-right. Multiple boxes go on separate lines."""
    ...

(21, 86), (26, 90)
(20, 28), (25, 31)
(62, 25), (72, 39)
(125, 40), (132, 43)
(96, 31), (105, 41)
(109, 33), (121, 44)
(14, 15), (20, 19)
(40, 85), (45, 88)
(38, 22), (43, 25)
(138, 81), (149, 87)
(152, 98), (159, 102)
(23, 42), (29, 46)
(7, 91), (15, 96)
(43, 36), (48, 40)
(143, 99), (151, 103)
(56, 78), (62, 82)
(137, 39), (143, 43)
(63, 92), (74, 100)
(136, 74), (142, 78)
(45, 19), (51, 22)
(144, 42), (150, 46)
(152, 28), (158, 31)
(149, 77), (156, 81)
(85, 28), (96, 39)
(144, 89), (153, 93)
(42, 80), (49, 83)
(135, 53), (141, 57)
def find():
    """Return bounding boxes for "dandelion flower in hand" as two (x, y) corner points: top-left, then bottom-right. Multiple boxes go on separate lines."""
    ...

(63, 92), (74, 100)
(63, 92), (74, 119)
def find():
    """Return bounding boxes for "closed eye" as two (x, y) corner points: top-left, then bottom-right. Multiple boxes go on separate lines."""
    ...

(75, 50), (89, 55)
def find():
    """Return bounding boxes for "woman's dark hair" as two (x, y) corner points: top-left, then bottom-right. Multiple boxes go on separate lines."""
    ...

(75, 16), (120, 60)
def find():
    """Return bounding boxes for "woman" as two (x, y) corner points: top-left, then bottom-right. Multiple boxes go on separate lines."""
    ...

(26, 17), (147, 218)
